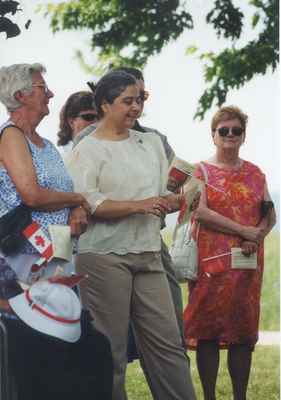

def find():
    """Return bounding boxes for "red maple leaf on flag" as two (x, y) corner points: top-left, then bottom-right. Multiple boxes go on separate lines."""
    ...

(35, 235), (45, 247)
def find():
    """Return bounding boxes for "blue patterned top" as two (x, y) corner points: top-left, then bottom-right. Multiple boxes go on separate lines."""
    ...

(0, 121), (73, 254)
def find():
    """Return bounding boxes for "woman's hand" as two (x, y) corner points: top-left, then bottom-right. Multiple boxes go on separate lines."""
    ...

(79, 196), (92, 215)
(241, 241), (258, 257)
(190, 192), (201, 212)
(240, 226), (266, 243)
(136, 197), (171, 217)
(162, 194), (184, 213)
(68, 206), (89, 236)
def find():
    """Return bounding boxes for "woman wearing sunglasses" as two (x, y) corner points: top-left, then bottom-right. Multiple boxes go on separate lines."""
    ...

(184, 106), (276, 400)
(57, 91), (98, 153)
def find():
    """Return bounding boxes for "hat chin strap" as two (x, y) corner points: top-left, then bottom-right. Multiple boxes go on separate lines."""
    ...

(25, 290), (80, 324)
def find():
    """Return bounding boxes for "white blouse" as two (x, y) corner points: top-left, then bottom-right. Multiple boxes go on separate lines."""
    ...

(65, 130), (170, 255)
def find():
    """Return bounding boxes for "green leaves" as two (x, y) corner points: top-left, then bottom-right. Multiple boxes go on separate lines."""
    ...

(195, 0), (279, 119)
(185, 45), (198, 56)
(206, 0), (244, 40)
(43, 0), (193, 68)
(42, 0), (279, 119)
(252, 12), (260, 27)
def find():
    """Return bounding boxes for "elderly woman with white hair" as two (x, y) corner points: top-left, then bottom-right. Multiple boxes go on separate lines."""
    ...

(0, 63), (113, 400)
(0, 63), (90, 282)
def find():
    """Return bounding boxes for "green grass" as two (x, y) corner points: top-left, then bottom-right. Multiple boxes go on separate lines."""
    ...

(260, 232), (280, 330)
(126, 346), (280, 400)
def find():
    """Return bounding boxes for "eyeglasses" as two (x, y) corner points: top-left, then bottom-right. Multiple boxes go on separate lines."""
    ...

(216, 126), (244, 137)
(139, 90), (149, 102)
(76, 113), (98, 122)
(32, 83), (50, 95)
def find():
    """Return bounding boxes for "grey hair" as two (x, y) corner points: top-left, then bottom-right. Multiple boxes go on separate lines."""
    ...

(0, 63), (46, 111)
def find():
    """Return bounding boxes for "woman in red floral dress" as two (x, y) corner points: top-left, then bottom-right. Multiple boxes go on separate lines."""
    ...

(184, 106), (276, 400)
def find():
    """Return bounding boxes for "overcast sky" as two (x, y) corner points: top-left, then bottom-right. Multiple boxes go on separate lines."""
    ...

(1, 0), (279, 195)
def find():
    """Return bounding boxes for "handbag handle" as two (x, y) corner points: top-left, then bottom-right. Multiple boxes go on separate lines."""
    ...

(172, 162), (207, 246)
(189, 162), (208, 244)
(198, 162), (208, 184)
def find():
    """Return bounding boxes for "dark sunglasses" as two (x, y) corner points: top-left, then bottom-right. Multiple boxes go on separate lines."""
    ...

(139, 90), (149, 102)
(216, 126), (243, 137)
(76, 113), (98, 122)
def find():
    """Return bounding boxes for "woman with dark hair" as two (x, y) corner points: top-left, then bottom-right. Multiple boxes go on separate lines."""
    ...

(184, 106), (276, 400)
(57, 91), (98, 150)
(66, 71), (196, 400)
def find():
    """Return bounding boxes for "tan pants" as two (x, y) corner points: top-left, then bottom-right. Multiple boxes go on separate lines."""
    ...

(76, 252), (196, 400)
(160, 239), (185, 344)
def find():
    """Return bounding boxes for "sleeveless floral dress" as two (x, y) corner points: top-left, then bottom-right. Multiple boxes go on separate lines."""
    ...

(183, 160), (265, 349)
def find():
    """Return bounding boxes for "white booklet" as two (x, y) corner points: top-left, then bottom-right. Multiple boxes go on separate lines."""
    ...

(48, 224), (73, 262)
(231, 247), (258, 270)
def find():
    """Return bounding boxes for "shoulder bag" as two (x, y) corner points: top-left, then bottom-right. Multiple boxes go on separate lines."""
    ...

(170, 162), (208, 282)
(0, 204), (32, 256)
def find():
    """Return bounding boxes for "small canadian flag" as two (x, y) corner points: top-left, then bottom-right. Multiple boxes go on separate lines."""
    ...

(23, 222), (53, 263)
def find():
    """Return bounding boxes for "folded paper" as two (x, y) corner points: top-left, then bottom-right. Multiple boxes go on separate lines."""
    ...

(231, 247), (257, 270)
(48, 225), (73, 262)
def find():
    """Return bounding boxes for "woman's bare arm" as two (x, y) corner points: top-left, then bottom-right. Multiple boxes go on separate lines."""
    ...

(0, 127), (89, 212)
(193, 184), (265, 243)
(94, 197), (171, 219)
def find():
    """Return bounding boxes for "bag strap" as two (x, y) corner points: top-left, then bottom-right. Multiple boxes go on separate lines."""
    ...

(173, 162), (207, 244)
(198, 162), (208, 184)
(198, 161), (228, 195)
(189, 162), (208, 244)
(186, 214), (200, 244)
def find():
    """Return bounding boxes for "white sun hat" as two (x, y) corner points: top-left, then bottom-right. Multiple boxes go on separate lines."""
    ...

(9, 280), (82, 343)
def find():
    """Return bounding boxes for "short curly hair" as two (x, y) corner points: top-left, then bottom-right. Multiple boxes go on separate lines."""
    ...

(0, 63), (46, 111)
(211, 106), (248, 133)
(57, 91), (96, 146)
